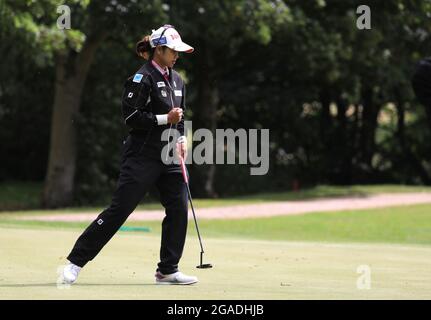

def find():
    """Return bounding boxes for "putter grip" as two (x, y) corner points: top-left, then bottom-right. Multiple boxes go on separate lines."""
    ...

(180, 157), (189, 184)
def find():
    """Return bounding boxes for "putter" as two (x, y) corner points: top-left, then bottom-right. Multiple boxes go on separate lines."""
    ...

(180, 156), (213, 269)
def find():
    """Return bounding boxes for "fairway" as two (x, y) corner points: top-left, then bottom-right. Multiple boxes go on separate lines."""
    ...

(1, 227), (430, 300)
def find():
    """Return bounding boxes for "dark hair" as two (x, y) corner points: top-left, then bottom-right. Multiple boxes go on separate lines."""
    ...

(135, 35), (167, 60)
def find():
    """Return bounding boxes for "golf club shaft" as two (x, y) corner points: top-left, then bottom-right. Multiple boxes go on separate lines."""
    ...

(185, 182), (205, 254)
(180, 157), (205, 254)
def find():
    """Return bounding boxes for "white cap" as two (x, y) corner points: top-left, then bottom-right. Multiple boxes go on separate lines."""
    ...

(150, 26), (194, 53)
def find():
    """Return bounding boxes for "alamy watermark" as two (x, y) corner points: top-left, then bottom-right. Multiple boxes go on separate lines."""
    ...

(57, 5), (71, 30)
(356, 5), (371, 30)
(161, 121), (270, 176)
(356, 264), (371, 290)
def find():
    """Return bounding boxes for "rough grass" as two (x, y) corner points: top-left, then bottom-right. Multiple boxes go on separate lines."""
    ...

(2, 183), (431, 212)
(0, 181), (42, 210)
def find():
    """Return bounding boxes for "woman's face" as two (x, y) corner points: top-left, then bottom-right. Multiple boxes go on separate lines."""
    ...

(158, 47), (179, 68)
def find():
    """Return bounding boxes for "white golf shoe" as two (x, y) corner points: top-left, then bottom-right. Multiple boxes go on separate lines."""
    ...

(155, 271), (198, 285)
(62, 262), (82, 284)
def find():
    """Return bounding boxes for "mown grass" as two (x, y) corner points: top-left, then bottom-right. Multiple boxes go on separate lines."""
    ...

(196, 204), (431, 245)
(2, 227), (431, 299)
(1, 203), (431, 245)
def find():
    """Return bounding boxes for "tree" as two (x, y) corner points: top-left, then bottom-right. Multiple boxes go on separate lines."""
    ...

(165, 0), (292, 196)
(4, 0), (166, 207)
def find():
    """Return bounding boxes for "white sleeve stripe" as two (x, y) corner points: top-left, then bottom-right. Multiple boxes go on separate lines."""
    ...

(156, 114), (168, 125)
(124, 109), (138, 123)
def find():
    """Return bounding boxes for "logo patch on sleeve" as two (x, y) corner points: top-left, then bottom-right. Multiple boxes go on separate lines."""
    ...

(157, 81), (166, 87)
(161, 90), (167, 97)
(133, 74), (143, 83)
(174, 90), (182, 97)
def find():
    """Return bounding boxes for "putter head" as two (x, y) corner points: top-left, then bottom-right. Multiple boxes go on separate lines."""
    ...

(197, 252), (212, 269)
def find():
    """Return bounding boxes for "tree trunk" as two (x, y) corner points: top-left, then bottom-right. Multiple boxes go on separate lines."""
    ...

(319, 89), (331, 145)
(201, 83), (219, 198)
(335, 96), (352, 184)
(318, 89), (332, 181)
(422, 102), (431, 136)
(42, 33), (106, 208)
(194, 40), (219, 198)
(359, 86), (379, 169)
(396, 96), (405, 146)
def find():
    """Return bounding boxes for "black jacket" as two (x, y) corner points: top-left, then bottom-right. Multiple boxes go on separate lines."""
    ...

(121, 61), (186, 153)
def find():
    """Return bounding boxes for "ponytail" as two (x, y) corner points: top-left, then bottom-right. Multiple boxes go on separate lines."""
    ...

(136, 35), (152, 60)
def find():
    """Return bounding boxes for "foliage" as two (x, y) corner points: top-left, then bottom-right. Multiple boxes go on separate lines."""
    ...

(1, 0), (431, 204)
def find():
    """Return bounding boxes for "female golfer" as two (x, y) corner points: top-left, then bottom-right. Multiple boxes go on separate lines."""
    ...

(62, 25), (197, 285)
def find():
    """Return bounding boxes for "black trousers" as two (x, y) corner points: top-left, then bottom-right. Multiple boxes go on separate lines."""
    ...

(67, 136), (188, 275)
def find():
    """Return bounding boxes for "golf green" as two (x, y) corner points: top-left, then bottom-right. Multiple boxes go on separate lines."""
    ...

(1, 227), (430, 299)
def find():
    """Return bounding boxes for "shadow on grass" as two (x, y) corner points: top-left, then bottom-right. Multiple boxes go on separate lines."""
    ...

(0, 283), (159, 288)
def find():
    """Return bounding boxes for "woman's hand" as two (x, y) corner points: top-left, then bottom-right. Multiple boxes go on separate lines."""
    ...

(168, 107), (183, 124)
(176, 137), (187, 161)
